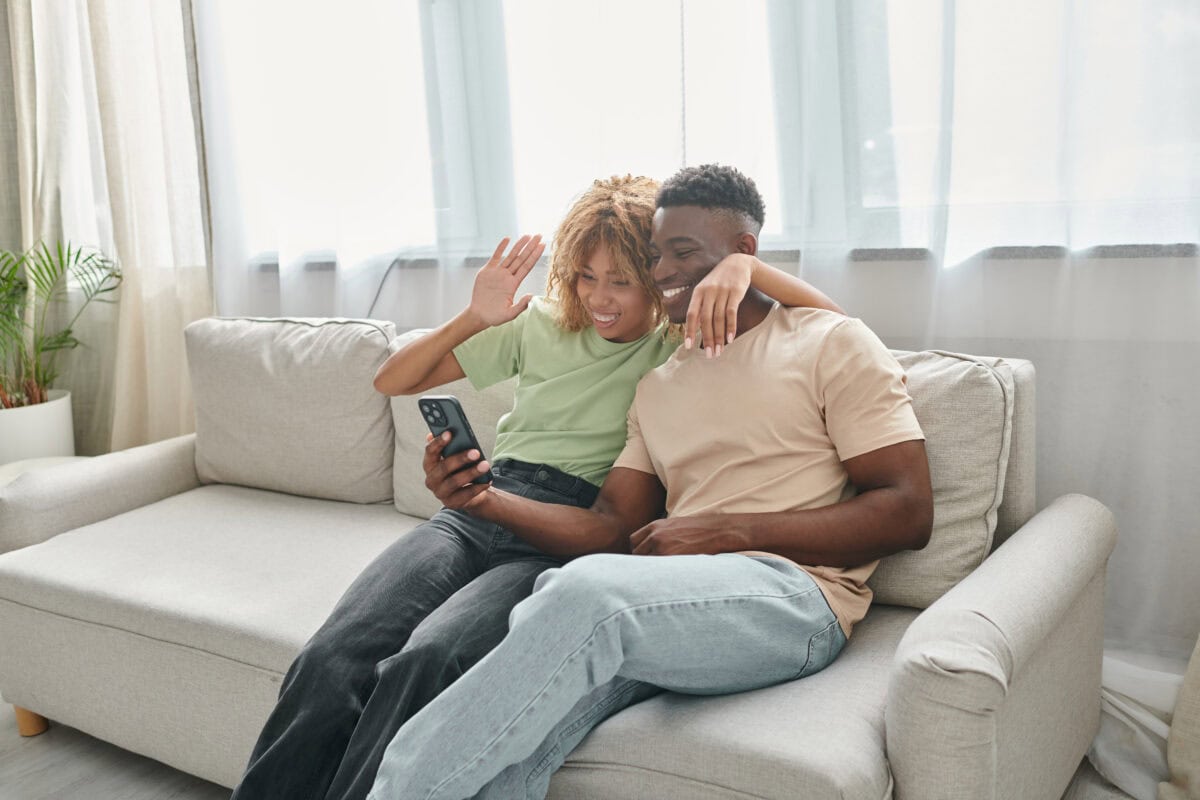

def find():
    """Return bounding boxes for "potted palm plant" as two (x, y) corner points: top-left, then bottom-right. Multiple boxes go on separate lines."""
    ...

(0, 242), (122, 464)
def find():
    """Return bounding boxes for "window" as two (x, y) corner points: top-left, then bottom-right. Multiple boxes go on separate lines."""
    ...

(196, 0), (1200, 280)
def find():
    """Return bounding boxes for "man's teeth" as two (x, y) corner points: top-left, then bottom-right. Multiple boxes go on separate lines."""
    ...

(593, 312), (618, 322)
(662, 285), (691, 299)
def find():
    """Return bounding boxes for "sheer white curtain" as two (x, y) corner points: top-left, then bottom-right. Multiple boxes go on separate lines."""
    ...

(783, 4), (1200, 798)
(194, 3), (1199, 795)
(5, 0), (212, 454)
(193, 0), (441, 319)
(192, 0), (787, 323)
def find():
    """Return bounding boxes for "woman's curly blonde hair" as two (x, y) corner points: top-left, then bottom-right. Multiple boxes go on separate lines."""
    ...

(545, 175), (670, 334)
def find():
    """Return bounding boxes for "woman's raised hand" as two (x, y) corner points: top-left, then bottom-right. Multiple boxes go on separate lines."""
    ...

(684, 252), (756, 357)
(469, 235), (545, 327)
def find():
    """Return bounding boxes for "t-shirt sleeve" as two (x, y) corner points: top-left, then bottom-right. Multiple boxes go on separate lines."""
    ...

(612, 397), (658, 476)
(818, 318), (925, 462)
(451, 309), (527, 390)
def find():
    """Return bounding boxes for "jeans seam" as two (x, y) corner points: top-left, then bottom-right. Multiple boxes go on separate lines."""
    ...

(481, 526), (503, 566)
(559, 679), (644, 739)
(525, 678), (647, 783)
(424, 586), (819, 799)
(797, 618), (840, 679)
(527, 742), (561, 782)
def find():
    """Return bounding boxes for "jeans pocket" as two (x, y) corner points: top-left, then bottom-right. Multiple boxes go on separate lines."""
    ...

(795, 619), (845, 680)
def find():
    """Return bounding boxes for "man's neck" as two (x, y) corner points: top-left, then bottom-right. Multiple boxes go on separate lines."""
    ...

(733, 289), (775, 339)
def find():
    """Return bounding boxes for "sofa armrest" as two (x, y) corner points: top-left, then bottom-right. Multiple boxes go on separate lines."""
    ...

(886, 493), (1118, 800)
(0, 434), (200, 554)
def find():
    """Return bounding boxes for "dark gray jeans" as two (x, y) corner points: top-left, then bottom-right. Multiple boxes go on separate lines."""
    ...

(229, 460), (598, 800)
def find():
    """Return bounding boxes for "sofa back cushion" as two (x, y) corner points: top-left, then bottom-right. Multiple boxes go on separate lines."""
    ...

(390, 331), (515, 518)
(866, 351), (1015, 607)
(185, 317), (397, 504)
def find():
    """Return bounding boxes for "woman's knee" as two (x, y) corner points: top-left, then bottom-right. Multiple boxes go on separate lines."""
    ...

(375, 635), (461, 687)
(281, 635), (366, 701)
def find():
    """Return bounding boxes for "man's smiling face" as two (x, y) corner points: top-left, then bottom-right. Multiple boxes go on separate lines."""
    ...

(650, 205), (744, 325)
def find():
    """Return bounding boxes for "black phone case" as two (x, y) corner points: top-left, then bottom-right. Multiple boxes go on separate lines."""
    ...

(418, 395), (494, 484)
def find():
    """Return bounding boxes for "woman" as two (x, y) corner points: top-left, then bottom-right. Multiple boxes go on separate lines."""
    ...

(231, 176), (842, 800)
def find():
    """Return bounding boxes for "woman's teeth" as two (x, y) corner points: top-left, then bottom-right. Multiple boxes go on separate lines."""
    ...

(593, 312), (618, 323)
(662, 284), (691, 299)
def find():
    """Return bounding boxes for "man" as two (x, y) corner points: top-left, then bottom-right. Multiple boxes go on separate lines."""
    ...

(368, 164), (933, 800)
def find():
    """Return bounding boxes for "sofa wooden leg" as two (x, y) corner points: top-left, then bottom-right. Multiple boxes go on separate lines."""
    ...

(14, 706), (49, 736)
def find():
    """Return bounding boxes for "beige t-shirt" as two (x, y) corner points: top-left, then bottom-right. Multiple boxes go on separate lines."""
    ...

(613, 305), (924, 637)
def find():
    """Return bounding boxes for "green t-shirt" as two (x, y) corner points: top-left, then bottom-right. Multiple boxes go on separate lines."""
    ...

(453, 297), (677, 487)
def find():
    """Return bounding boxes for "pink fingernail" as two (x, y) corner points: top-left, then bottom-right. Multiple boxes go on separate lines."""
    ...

(715, 345), (722, 358)
(684, 337), (693, 350)
(705, 346), (713, 359)
(727, 332), (734, 344)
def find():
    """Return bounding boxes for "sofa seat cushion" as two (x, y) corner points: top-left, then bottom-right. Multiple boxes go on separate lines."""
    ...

(552, 605), (919, 800)
(0, 485), (422, 672)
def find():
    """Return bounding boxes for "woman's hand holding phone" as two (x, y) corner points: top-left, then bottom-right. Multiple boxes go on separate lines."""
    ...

(422, 431), (492, 511)
(419, 395), (494, 512)
(468, 235), (545, 327)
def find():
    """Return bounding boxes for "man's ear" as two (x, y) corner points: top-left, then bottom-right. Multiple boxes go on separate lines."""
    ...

(735, 231), (759, 256)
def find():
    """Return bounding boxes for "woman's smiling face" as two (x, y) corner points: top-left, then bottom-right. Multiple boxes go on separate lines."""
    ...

(574, 243), (657, 343)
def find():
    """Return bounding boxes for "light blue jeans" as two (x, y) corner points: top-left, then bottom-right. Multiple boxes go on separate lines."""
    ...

(367, 552), (846, 800)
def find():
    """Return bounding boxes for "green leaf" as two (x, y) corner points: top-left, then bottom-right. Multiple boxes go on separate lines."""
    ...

(1, 241), (123, 403)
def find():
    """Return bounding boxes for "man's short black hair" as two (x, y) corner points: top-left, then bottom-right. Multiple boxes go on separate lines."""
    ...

(656, 164), (766, 231)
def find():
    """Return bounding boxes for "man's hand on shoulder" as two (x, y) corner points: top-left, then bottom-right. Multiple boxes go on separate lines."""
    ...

(629, 514), (741, 556)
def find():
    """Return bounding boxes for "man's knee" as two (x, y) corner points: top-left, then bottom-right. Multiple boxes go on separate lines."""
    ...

(512, 554), (630, 628)
(541, 554), (629, 604)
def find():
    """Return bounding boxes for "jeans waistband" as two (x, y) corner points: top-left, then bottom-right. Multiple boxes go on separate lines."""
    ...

(491, 459), (600, 506)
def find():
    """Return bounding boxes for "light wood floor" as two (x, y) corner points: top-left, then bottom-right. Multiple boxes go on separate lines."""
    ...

(0, 706), (1133, 800)
(0, 708), (229, 800)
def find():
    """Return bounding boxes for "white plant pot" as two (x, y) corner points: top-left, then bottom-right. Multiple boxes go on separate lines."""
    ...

(0, 389), (76, 466)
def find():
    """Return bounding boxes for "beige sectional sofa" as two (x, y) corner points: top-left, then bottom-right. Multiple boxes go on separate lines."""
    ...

(0, 316), (1117, 799)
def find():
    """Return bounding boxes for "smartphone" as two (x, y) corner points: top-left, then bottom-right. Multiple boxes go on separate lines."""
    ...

(418, 395), (494, 484)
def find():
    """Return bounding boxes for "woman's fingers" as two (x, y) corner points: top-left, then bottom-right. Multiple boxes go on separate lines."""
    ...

(684, 283), (742, 357)
(724, 297), (738, 345)
(511, 237), (544, 281)
(485, 237), (511, 269)
(708, 289), (728, 354)
(422, 431), (448, 475)
(684, 292), (701, 350)
(699, 291), (716, 357)
(500, 235), (532, 271)
(684, 287), (720, 355)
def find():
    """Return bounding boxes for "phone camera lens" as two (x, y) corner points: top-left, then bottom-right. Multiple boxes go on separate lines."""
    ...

(424, 414), (436, 424)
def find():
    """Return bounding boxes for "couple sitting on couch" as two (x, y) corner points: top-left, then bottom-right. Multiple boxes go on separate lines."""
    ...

(229, 164), (934, 800)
